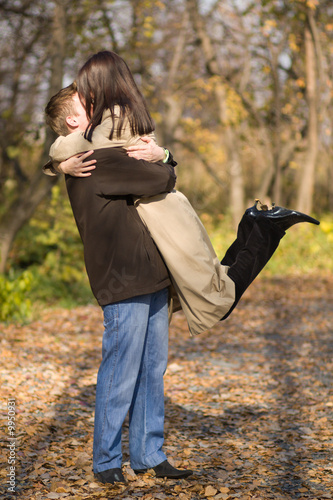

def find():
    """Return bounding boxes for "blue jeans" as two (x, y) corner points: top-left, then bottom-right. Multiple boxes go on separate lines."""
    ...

(93, 288), (169, 473)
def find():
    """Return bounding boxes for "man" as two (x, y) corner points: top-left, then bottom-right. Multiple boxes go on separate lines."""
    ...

(44, 85), (193, 484)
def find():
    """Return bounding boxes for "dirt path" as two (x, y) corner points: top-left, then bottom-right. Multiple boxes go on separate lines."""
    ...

(1, 276), (332, 499)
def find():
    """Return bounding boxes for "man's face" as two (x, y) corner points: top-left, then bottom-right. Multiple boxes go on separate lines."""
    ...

(72, 93), (89, 130)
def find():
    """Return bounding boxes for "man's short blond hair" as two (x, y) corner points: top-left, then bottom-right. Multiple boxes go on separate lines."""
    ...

(45, 82), (78, 136)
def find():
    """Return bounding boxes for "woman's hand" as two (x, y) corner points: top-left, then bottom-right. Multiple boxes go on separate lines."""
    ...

(127, 136), (164, 162)
(58, 150), (97, 177)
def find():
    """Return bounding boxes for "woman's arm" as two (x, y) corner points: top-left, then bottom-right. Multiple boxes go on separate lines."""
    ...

(127, 136), (177, 167)
(57, 151), (97, 177)
(127, 136), (164, 162)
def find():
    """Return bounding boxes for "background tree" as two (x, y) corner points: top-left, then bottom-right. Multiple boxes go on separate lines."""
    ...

(0, 0), (65, 272)
(0, 0), (332, 277)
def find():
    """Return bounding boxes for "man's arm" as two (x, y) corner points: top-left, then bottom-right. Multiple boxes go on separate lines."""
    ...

(89, 148), (176, 197)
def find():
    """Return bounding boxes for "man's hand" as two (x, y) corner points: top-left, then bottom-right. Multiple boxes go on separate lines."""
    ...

(127, 136), (165, 162)
(57, 150), (97, 177)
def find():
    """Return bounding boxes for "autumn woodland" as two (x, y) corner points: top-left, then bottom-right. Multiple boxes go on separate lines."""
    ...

(1, 0), (333, 499)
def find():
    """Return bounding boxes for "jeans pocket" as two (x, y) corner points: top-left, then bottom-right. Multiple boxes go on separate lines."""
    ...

(102, 303), (118, 330)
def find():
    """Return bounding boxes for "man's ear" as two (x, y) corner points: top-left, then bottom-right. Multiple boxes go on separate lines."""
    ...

(65, 115), (79, 129)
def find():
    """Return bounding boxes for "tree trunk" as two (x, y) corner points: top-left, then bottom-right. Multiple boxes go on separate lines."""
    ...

(186, 0), (244, 227)
(0, 172), (58, 273)
(224, 127), (244, 226)
(270, 46), (282, 205)
(297, 16), (318, 214)
(0, 0), (66, 273)
(158, 10), (189, 146)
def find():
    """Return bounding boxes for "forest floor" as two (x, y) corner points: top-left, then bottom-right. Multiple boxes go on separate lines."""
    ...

(1, 275), (333, 500)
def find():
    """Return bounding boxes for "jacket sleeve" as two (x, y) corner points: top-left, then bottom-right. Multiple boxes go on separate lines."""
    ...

(89, 147), (177, 197)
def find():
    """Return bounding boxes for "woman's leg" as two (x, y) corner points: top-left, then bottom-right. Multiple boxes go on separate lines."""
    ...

(220, 213), (255, 267)
(222, 216), (285, 319)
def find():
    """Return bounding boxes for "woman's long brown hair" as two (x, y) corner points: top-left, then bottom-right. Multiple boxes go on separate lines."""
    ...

(77, 51), (155, 142)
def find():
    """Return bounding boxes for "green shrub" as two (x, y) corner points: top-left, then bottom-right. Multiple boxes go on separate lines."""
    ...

(0, 270), (32, 322)
(9, 184), (93, 311)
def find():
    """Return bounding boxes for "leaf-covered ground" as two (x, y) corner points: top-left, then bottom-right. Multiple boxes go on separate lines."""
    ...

(1, 275), (333, 500)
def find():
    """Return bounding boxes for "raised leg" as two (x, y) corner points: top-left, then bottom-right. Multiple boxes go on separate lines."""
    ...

(222, 216), (285, 320)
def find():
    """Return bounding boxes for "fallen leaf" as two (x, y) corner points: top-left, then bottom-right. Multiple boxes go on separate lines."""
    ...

(205, 485), (218, 496)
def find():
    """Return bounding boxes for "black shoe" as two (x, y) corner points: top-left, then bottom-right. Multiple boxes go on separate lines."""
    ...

(245, 200), (320, 232)
(94, 467), (126, 484)
(134, 460), (193, 479)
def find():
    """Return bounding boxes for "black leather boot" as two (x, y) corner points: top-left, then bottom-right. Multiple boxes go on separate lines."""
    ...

(94, 467), (126, 484)
(221, 213), (255, 267)
(221, 216), (284, 320)
(245, 200), (320, 231)
(134, 460), (193, 479)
